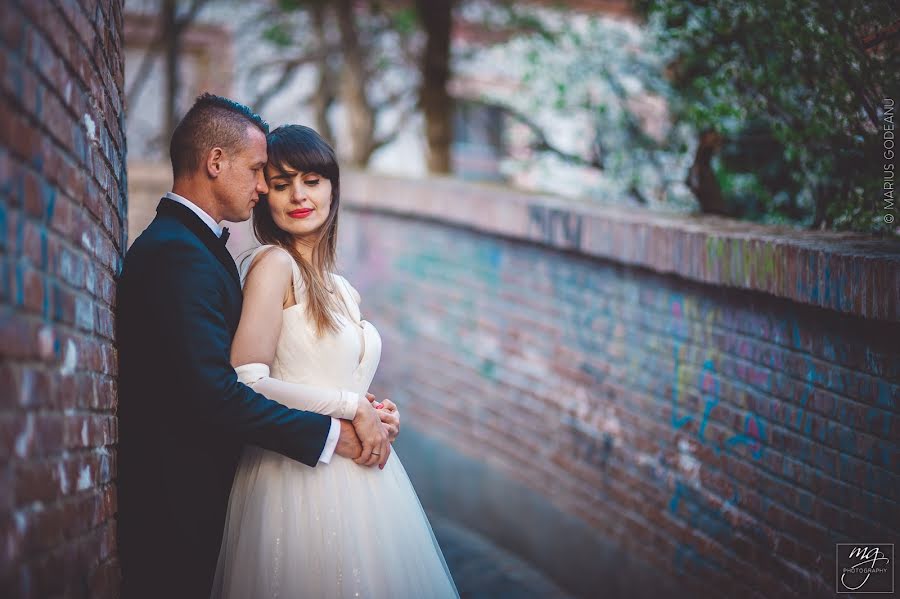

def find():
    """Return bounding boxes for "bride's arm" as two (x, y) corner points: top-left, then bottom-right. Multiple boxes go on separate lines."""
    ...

(230, 246), (360, 420)
(234, 363), (359, 420)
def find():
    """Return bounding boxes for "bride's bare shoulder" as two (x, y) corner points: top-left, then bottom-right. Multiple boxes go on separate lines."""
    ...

(252, 245), (293, 268)
(241, 245), (294, 288)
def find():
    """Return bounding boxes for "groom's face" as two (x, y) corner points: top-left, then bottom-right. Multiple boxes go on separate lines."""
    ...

(216, 126), (269, 222)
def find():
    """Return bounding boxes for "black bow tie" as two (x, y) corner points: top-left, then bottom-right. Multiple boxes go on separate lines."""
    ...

(219, 227), (230, 245)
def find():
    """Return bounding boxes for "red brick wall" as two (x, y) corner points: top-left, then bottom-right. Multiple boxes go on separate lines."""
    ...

(1, 0), (125, 596)
(338, 173), (899, 598)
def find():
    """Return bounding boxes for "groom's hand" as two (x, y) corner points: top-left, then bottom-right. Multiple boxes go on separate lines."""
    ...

(352, 396), (391, 469)
(335, 420), (363, 460)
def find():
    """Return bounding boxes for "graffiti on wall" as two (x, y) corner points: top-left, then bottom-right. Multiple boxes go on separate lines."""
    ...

(528, 205), (583, 249)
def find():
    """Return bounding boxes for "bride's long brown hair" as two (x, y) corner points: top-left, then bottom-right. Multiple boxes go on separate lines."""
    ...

(247, 125), (348, 335)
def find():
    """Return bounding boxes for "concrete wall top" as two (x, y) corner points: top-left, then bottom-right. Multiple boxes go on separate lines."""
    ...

(342, 171), (900, 322)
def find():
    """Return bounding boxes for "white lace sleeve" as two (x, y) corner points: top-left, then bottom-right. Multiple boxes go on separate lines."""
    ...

(235, 363), (359, 420)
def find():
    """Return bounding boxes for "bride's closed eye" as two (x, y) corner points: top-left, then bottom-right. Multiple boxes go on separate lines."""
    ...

(304, 178), (320, 186)
(273, 184), (289, 191)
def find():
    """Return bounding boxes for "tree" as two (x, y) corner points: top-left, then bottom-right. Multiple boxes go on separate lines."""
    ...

(250, 0), (420, 167)
(454, 7), (696, 208)
(639, 0), (900, 232)
(417, 0), (454, 173)
(126, 0), (214, 143)
(248, 0), (558, 173)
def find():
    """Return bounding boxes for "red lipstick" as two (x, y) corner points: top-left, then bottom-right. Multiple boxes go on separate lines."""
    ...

(288, 208), (313, 219)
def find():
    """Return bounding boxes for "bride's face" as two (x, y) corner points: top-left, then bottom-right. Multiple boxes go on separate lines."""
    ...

(264, 165), (333, 239)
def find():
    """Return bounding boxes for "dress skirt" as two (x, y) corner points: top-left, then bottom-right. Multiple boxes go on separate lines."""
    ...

(211, 445), (460, 599)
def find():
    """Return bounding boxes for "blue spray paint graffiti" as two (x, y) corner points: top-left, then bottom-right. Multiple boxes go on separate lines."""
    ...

(668, 339), (768, 574)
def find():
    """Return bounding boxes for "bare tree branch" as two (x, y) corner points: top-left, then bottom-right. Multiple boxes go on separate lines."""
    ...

(250, 57), (320, 112)
(252, 72), (316, 114)
(311, 2), (337, 144)
(372, 87), (414, 112)
(372, 100), (419, 152)
(252, 51), (332, 71)
(125, 0), (213, 109)
(502, 105), (604, 170)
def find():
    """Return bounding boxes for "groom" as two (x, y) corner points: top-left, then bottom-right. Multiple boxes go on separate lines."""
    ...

(116, 94), (393, 598)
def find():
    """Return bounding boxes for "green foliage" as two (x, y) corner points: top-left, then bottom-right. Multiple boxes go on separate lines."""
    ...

(459, 9), (697, 210)
(262, 23), (294, 47)
(639, 0), (900, 233)
(392, 8), (418, 35)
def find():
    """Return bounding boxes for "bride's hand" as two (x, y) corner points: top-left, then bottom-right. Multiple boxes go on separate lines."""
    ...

(375, 398), (400, 443)
(365, 392), (383, 410)
(352, 395), (390, 469)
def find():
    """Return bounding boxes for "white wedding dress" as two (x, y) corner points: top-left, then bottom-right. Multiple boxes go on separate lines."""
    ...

(211, 246), (459, 598)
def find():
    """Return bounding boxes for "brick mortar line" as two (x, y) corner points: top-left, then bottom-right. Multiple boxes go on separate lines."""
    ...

(23, 0), (126, 163)
(421, 388), (899, 548)
(7, 447), (117, 483)
(398, 329), (895, 496)
(410, 416), (807, 596)
(382, 264), (897, 419)
(395, 341), (898, 523)
(1, 191), (123, 322)
(0, 287), (118, 343)
(591, 316), (896, 429)
(0, 309), (119, 373)
(382, 282), (897, 438)
(0, 13), (127, 223)
(13, 522), (118, 575)
(10, 483), (117, 554)
(0, 94), (126, 274)
(357, 232), (897, 391)
(404, 353), (899, 525)
(2, 234), (120, 314)
(370, 221), (897, 382)
(578, 323), (896, 445)
(0, 21), (126, 182)
(0, 361), (115, 382)
(420, 415), (840, 597)
(441, 340), (900, 498)
(62, 0), (126, 136)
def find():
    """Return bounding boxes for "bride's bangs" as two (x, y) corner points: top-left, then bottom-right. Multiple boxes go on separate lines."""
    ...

(266, 125), (339, 183)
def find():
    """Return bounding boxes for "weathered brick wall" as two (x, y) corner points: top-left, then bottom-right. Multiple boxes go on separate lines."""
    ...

(1, 0), (126, 596)
(338, 173), (899, 598)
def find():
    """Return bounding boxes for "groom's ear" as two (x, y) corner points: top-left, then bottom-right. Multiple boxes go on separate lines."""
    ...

(206, 147), (225, 178)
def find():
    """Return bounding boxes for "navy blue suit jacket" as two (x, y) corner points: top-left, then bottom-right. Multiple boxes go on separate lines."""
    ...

(116, 198), (331, 598)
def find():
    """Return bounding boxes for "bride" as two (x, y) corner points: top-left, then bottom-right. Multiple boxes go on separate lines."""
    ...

(210, 125), (459, 598)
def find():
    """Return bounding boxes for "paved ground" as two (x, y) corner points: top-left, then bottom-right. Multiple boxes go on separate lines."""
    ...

(430, 515), (575, 599)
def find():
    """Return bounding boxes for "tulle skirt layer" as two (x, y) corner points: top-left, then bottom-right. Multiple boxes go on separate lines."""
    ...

(211, 446), (459, 599)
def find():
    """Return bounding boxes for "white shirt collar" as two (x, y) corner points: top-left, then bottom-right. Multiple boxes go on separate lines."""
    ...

(164, 191), (224, 237)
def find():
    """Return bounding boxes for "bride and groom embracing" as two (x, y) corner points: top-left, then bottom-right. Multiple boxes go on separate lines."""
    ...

(117, 93), (460, 598)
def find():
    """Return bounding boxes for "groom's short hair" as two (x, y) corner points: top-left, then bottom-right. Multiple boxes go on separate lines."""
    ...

(169, 93), (270, 178)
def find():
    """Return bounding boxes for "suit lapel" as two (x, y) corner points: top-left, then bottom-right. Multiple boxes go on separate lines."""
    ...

(156, 198), (241, 285)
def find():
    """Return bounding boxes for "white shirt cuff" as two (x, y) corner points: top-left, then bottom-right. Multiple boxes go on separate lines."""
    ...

(340, 390), (360, 420)
(318, 418), (340, 464)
